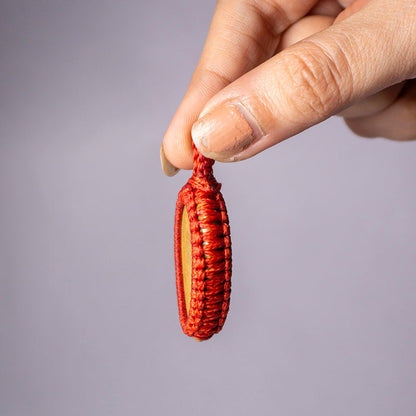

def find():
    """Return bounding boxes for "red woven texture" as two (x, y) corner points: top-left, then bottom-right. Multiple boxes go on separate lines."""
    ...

(174, 145), (232, 341)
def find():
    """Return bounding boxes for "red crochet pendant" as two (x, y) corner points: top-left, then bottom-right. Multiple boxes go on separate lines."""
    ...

(174, 145), (231, 341)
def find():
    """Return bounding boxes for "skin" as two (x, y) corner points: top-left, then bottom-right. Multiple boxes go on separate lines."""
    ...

(161, 0), (416, 174)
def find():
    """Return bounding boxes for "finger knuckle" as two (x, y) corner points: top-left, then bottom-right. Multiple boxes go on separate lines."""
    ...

(402, 96), (416, 123)
(246, 0), (290, 37)
(279, 41), (353, 122)
(390, 97), (416, 141)
(344, 119), (376, 139)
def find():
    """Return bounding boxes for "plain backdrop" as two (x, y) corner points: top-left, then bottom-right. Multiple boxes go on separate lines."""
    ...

(1, 1), (416, 415)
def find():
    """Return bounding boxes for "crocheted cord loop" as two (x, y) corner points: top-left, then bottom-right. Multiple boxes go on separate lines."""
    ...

(174, 144), (232, 341)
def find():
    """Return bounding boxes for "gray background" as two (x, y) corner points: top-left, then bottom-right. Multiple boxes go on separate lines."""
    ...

(1, 1), (416, 415)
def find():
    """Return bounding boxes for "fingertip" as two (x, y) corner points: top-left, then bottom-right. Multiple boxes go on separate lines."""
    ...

(163, 121), (194, 171)
(163, 84), (212, 171)
(163, 101), (197, 171)
(160, 144), (180, 177)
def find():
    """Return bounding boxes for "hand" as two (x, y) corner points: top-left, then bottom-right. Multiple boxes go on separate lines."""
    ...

(161, 0), (416, 175)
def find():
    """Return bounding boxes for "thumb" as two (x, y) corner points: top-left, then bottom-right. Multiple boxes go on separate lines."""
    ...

(191, 0), (416, 162)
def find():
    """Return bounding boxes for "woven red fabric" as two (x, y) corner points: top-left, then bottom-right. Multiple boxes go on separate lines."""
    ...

(174, 145), (232, 341)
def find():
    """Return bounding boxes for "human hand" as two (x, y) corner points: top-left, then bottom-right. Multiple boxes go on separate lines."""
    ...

(161, 0), (416, 176)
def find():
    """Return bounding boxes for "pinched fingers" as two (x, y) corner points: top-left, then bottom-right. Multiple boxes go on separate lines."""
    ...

(162, 0), (321, 173)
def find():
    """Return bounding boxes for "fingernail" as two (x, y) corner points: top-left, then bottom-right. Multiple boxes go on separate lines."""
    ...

(191, 103), (262, 161)
(160, 144), (180, 177)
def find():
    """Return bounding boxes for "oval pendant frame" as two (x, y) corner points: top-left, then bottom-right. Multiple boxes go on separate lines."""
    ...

(174, 180), (231, 341)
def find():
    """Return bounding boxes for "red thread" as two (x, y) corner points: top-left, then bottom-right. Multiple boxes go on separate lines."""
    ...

(174, 144), (232, 341)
